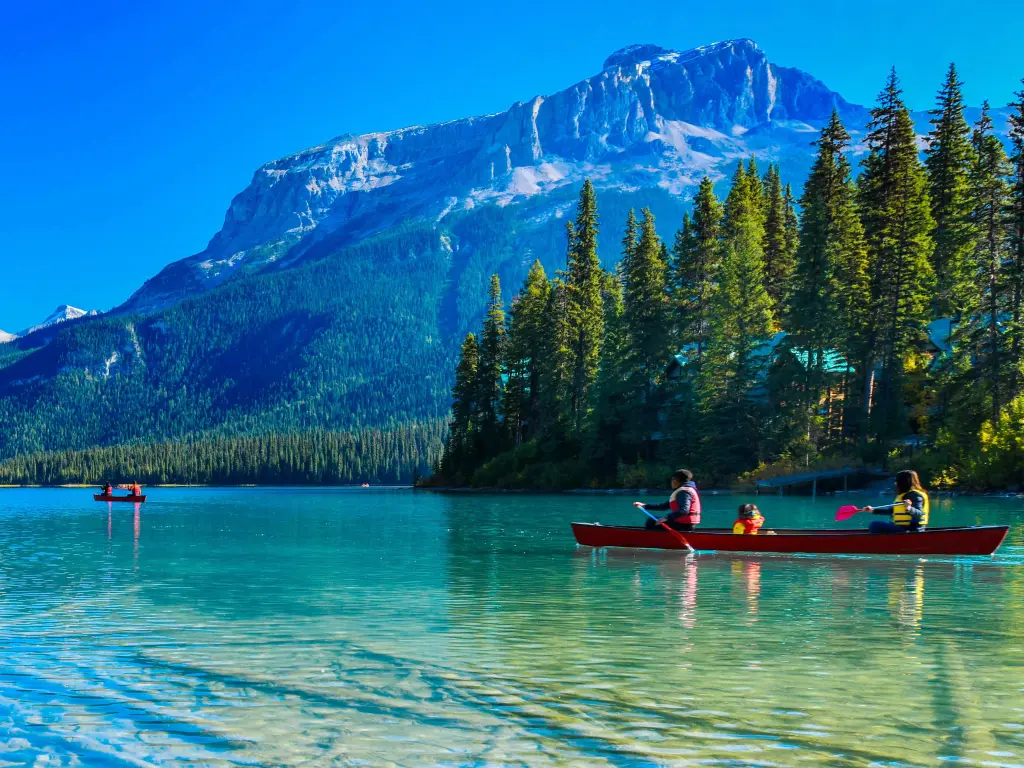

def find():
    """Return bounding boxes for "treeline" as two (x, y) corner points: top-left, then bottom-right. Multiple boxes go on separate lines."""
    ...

(0, 423), (444, 485)
(434, 68), (1024, 490)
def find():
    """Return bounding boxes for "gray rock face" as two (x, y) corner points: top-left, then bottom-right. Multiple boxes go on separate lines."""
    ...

(122, 38), (868, 314)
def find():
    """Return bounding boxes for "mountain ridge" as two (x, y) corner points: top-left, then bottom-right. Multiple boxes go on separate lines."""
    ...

(117, 38), (864, 315)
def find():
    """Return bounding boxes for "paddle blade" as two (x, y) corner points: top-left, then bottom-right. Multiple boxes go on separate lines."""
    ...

(835, 505), (861, 521)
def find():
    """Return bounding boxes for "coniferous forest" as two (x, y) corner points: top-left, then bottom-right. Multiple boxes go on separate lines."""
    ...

(0, 423), (443, 486)
(435, 70), (1024, 490)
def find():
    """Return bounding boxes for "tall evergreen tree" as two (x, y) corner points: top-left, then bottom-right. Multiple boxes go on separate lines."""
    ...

(700, 168), (774, 474)
(951, 104), (1011, 425)
(443, 333), (479, 480)
(476, 274), (506, 447)
(925, 62), (976, 315)
(787, 111), (870, 454)
(502, 261), (550, 445)
(672, 178), (724, 361)
(1006, 80), (1024, 402)
(565, 180), (605, 436)
(746, 157), (765, 221)
(858, 68), (936, 451)
(762, 164), (797, 310)
(621, 207), (639, 276)
(539, 275), (572, 438)
(621, 208), (672, 456)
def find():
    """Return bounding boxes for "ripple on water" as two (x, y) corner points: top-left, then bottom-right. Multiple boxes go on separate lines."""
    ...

(0, 488), (1022, 766)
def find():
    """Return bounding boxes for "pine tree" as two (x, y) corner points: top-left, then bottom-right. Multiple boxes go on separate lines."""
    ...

(476, 274), (506, 447)
(723, 161), (751, 237)
(700, 168), (774, 475)
(621, 207), (639, 277)
(763, 164), (797, 310)
(502, 261), (550, 445)
(672, 177), (724, 361)
(787, 111), (870, 454)
(858, 69), (936, 451)
(443, 333), (479, 480)
(746, 157), (765, 221)
(1006, 80), (1024, 402)
(589, 268), (630, 479)
(953, 104), (1011, 425)
(564, 180), (605, 436)
(784, 183), (800, 258)
(539, 275), (572, 438)
(925, 63), (976, 315)
(621, 208), (671, 456)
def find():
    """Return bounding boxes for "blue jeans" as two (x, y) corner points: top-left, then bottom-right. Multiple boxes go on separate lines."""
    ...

(869, 520), (915, 534)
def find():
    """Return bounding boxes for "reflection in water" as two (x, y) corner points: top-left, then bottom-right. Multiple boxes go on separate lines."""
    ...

(133, 502), (141, 566)
(0, 488), (1020, 767)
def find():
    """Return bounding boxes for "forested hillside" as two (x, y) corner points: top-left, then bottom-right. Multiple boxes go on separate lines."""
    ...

(0, 424), (443, 485)
(437, 69), (1024, 490)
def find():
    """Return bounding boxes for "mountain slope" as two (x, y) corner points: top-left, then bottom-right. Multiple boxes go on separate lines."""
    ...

(120, 39), (864, 314)
(5, 38), (1005, 462)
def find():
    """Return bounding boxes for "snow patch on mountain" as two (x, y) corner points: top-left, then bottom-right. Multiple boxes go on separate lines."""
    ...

(119, 38), (872, 315)
(0, 330), (16, 344)
(18, 305), (98, 337)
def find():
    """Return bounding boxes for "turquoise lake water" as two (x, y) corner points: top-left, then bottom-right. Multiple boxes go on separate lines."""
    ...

(1, 487), (1022, 766)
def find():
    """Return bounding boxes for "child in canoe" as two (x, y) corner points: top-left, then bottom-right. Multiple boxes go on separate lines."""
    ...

(634, 469), (701, 531)
(733, 503), (764, 534)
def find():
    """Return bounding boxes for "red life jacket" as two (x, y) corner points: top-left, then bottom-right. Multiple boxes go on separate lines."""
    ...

(669, 485), (701, 525)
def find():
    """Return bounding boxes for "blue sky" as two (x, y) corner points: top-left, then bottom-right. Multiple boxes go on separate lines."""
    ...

(1, 0), (1022, 332)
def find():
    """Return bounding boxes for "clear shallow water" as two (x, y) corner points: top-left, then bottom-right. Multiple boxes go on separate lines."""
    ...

(1, 488), (1022, 767)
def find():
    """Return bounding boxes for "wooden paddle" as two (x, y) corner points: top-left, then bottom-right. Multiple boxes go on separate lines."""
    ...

(635, 503), (695, 553)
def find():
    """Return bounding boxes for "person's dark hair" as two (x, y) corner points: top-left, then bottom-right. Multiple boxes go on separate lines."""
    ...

(671, 469), (693, 484)
(895, 469), (924, 495)
(738, 503), (759, 519)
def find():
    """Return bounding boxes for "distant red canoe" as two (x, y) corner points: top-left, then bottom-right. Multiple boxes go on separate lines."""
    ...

(94, 494), (147, 503)
(571, 523), (1009, 556)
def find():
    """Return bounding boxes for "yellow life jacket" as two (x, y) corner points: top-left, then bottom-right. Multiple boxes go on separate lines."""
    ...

(893, 490), (929, 527)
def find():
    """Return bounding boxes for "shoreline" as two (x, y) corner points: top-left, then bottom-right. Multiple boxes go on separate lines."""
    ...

(1, 484), (1021, 498)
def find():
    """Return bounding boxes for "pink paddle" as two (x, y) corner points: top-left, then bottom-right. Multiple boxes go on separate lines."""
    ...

(835, 504), (862, 522)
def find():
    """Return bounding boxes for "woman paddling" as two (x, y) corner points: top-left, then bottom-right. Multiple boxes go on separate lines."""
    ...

(862, 469), (929, 534)
(634, 469), (701, 531)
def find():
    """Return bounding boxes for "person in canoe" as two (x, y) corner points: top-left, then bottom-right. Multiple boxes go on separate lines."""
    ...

(102, 481), (113, 496)
(862, 469), (929, 534)
(634, 469), (701, 531)
(733, 503), (765, 534)
(131, 481), (142, 497)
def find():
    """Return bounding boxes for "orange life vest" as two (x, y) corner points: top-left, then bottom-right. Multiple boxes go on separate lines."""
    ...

(732, 515), (764, 535)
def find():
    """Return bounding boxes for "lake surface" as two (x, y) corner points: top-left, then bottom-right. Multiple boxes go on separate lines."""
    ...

(1, 488), (1022, 767)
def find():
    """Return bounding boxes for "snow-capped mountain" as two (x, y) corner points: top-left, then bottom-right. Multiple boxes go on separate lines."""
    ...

(18, 305), (98, 337)
(0, 330), (15, 344)
(121, 38), (867, 314)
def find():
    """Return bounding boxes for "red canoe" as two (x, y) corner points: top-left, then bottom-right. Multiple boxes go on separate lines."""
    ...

(571, 523), (1009, 556)
(94, 494), (147, 503)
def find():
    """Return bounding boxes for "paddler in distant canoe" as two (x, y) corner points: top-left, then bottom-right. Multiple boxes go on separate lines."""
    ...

(633, 469), (701, 531)
(862, 469), (929, 534)
(131, 481), (142, 497)
(102, 481), (113, 496)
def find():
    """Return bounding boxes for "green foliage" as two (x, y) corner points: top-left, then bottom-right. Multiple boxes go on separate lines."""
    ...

(0, 423), (444, 485)
(672, 178), (723, 359)
(565, 180), (606, 435)
(858, 69), (936, 450)
(762, 163), (797, 311)
(925, 63), (977, 314)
